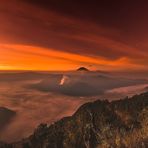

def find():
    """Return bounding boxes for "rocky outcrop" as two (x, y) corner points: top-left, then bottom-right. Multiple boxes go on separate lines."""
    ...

(1, 92), (148, 148)
(0, 107), (16, 131)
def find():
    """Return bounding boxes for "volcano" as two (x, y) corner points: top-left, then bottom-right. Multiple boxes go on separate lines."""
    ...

(76, 67), (89, 72)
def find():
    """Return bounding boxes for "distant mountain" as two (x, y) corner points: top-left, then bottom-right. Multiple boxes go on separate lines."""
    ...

(0, 107), (16, 131)
(1, 92), (148, 148)
(77, 67), (89, 72)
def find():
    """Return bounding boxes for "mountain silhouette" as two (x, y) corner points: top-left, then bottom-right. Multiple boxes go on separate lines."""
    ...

(77, 67), (89, 72)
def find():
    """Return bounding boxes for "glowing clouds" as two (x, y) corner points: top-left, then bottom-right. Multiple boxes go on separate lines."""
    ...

(0, 43), (146, 71)
(0, 0), (147, 72)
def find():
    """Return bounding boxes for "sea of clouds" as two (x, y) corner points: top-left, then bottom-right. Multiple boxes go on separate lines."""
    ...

(0, 71), (147, 142)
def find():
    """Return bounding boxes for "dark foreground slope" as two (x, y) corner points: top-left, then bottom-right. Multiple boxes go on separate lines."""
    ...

(0, 107), (16, 131)
(1, 92), (148, 148)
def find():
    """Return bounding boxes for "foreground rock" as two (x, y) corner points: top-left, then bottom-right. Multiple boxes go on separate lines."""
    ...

(0, 107), (16, 131)
(1, 92), (148, 148)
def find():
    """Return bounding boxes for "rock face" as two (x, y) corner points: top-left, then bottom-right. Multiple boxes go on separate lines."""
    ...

(1, 92), (148, 148)
(0, 107), (16, 131)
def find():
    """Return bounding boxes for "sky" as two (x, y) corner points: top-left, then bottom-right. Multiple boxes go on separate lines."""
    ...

(0, 0), (148, 71)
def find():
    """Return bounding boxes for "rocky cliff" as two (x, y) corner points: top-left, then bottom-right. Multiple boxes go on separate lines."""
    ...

(1, 92), (148, 148)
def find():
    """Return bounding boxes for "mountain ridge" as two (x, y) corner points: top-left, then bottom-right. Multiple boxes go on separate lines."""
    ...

(0, 92), (148, 148)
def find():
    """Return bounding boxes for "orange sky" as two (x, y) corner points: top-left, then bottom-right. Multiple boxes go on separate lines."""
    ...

(0, 44), (146, 71)
(0, 0), (147, 71)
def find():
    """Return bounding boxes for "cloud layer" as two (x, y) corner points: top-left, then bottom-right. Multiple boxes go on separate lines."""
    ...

(0, 71), (147, 142)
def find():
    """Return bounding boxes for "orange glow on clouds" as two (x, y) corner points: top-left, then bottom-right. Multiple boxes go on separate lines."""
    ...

(0, 0), (147, 72)
(0, 44), (144, 71)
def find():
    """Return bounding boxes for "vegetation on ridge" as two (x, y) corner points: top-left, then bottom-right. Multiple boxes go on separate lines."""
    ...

(0, 92), (148, 148)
